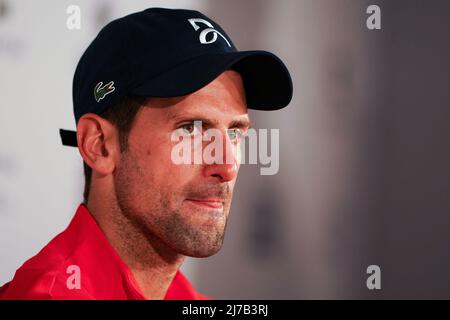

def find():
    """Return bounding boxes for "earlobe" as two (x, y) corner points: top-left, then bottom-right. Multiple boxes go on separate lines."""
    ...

(76, 113), (119, 176)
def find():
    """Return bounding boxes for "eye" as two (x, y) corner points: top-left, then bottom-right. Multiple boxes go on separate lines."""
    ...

(178, 121), (202, 136)
(227, 128), (244, 144)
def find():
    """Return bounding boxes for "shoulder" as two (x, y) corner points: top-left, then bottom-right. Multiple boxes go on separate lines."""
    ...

(1, 255), (94, 300)
(0, 232), (92, 300)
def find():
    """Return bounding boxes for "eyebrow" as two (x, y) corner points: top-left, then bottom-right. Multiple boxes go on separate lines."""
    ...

(168, 112), (252, 129)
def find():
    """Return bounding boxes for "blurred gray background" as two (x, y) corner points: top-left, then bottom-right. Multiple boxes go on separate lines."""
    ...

(1, 0), (449, 299)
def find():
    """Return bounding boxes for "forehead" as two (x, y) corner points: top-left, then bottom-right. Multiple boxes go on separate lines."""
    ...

(140, 70), (249, 124)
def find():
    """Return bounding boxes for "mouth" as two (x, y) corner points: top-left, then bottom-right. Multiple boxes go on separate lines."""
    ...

(185, 198), (224, 210)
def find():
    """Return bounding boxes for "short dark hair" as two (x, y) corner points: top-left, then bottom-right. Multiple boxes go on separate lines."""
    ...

(82, 96), (147, 204)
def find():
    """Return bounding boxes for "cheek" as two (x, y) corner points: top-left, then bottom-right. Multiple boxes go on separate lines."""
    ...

(139, 139), (197, 192)
(128, 129), (203, 198)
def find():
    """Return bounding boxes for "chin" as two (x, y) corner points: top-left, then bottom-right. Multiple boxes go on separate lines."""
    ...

(174, 239), (225, 258)
(184, 247), (223, 258)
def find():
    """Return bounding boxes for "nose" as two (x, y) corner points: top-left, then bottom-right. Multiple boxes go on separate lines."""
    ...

(203, 133), (239, 182)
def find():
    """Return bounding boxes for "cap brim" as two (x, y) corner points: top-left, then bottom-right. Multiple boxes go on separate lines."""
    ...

(131, 50), (293, 110)
(60, 51), (292, 147)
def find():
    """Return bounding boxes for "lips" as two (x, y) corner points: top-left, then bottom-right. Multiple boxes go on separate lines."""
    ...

(185, 198), (224, 209)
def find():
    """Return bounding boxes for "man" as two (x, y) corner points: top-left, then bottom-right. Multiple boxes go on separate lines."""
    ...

(0, 7), (292, 299)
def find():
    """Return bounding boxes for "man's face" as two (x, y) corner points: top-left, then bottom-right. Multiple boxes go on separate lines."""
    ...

(113, 70), (249, 257)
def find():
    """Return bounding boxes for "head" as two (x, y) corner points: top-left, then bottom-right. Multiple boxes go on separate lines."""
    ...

(77, 70), (249, 258)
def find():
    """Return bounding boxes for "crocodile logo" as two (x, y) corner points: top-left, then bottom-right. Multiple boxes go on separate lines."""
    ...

(94, 81), (115, 102)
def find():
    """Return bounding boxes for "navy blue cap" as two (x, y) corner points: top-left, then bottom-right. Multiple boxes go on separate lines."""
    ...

(60, 7), (293, 147)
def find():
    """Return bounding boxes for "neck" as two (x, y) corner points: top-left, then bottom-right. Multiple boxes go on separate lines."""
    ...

(86, 196), (185, 300)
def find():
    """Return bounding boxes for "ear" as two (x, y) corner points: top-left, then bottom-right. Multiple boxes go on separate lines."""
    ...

(76, 113), (120, 176)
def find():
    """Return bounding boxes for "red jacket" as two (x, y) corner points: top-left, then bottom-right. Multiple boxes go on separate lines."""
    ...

(0, 204), (208, 300)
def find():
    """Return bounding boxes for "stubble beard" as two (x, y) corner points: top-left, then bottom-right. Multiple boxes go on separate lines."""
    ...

(113, 149), (231, 259)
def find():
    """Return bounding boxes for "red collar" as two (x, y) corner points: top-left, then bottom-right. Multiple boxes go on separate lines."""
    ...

(1, 204), (207, 300)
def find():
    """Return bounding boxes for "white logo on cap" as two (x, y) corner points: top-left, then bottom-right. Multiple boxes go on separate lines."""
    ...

(188, 18), (231, 47)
